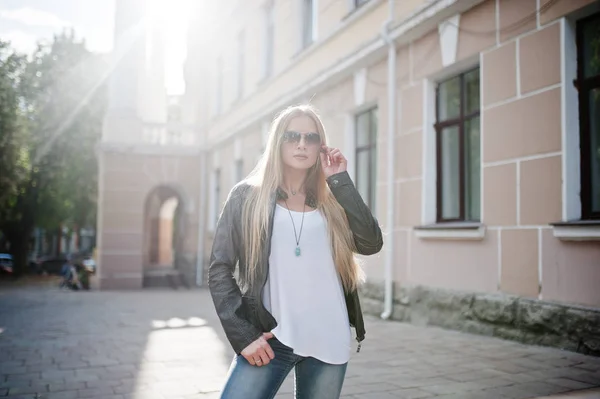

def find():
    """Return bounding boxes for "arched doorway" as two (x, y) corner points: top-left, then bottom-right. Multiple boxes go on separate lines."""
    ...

(143, 185), (187, 287)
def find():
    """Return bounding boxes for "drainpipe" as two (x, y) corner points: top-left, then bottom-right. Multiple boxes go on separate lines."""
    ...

(380, 0), (396, 320)
(195, 148), (207, 287)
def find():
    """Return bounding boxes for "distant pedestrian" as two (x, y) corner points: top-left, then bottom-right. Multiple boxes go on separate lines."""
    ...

(208, 104), (383, 398)
(60, 256), (81, 290)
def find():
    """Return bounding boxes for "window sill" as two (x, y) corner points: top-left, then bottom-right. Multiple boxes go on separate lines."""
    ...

(341, 1), (380, 23)
(257, 74), (273, 87)
(550, 220), (600, 241)
(414, 222), (486, 240)
(230, 96), (243, 109)
(291, 42), (317, 60)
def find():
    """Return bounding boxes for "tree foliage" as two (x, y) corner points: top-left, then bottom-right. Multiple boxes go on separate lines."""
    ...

(0, 42), (29, 221)
(0, 30), (108, 273)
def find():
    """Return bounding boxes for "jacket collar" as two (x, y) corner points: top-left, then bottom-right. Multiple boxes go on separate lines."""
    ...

(274, 187), (318, 208)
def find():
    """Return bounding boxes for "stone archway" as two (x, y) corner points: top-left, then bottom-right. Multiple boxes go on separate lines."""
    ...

(143, 184), (189, 287)
(96, 152), (203, 290)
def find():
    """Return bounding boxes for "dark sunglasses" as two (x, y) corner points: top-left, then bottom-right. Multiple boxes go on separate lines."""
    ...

(283, 131), (321, 145)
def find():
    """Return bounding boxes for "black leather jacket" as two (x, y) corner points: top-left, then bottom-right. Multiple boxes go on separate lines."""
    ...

(208, 171), (383, 355)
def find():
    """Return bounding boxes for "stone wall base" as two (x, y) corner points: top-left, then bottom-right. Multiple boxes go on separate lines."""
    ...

(360, 281), (600, 357)
(99, 276), (143, 290)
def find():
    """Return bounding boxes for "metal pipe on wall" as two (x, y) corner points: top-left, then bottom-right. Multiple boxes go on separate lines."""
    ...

(380, 0), (396, 320)
(195, 150), (207, 287)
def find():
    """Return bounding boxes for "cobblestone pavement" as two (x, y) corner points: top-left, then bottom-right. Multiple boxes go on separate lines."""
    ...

(0, 284), (598, 399)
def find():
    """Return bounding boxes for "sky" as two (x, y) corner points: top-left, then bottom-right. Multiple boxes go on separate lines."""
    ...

(0, 0), (188, 94)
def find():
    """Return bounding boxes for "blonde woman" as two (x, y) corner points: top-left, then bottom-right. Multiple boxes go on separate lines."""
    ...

(209, 104), (383, 399)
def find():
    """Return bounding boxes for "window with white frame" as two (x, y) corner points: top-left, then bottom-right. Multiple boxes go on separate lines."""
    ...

(236, 31), (245, 100)
(235, 159), (244, 183)
(355, 107), (378, 211)
(214, 56), (223, 116)
(575, 12), (600, 220)
(434, 67), (481, 222)
(259, 120), (269, 159)
(262, 2), (275, 79)
(302, 0), (317, 49)
(211, 168), (221, 229)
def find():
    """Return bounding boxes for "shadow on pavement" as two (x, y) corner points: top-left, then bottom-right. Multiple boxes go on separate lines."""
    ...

(0, 285), (234, 399)
(1, 284), (599, 399)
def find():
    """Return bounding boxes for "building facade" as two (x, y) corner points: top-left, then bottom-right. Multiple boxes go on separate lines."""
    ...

(98, 0), (600, 352)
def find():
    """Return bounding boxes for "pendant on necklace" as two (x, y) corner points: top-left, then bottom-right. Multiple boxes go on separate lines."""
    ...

(295, 246), (301, 257)
(291, 189), (296, 195)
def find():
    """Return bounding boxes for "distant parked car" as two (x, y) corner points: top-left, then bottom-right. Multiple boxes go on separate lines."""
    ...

(0, 253), (14, 275)
(30, 254), (67, 275)
(29, 252), (96, 276)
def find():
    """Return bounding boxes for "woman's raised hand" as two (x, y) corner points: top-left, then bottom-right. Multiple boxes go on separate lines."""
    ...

(320, 146), (347, 178)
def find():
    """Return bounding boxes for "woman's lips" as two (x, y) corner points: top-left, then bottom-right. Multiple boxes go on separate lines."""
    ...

(294, 155), (308, 160)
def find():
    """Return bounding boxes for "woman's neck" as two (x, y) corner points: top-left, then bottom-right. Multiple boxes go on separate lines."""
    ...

(282, 167), (308, 195)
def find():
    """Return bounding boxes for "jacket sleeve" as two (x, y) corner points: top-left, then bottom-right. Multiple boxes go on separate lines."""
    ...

(208, 184), (263, 355)
(327, 171), (384, 255)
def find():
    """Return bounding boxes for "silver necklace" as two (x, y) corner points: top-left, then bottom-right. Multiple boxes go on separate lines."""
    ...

(289, 183), (304, 196)
(283, 199), (305, 257)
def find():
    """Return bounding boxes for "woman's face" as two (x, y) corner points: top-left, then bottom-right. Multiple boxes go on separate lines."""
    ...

(280, 115), (322, 171)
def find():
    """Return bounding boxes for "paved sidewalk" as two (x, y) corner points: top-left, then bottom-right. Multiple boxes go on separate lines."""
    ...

(0, 285), (598, 399)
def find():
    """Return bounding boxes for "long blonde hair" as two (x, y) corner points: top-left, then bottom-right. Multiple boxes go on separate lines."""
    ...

(241, 105), (364, 293)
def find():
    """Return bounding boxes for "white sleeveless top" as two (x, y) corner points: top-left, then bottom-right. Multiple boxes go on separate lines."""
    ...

(262, 204), (351, 365)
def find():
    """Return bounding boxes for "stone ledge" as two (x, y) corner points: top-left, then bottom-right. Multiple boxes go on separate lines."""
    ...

(99, 276), (143, 290)
(359, 281), (600, 357)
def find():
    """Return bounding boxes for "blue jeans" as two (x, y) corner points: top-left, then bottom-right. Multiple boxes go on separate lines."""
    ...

(220, 338), (347, 399)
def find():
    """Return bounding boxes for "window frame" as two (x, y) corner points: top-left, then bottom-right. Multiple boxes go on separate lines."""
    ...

(235, 159), (244, 183)
(263, 2), (275, 79)
(214, 168), (221, 226)
(354, 0), (370, 9)
(302, 0), (317, 49)
(215, 56), (223, 116)
(576, 12), (600, 220)
(354, 107), (378, 211)
(434, 67), (481, 223)
(236, 30), (245, 100)
(208, 167), (222, 232)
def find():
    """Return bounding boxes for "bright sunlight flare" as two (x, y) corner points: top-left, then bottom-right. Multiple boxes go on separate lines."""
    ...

(147, 0), (192, 95)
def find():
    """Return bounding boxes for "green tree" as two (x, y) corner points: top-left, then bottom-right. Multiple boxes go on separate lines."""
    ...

(0, 42), (29, 228)
(1, 30), (107, 273)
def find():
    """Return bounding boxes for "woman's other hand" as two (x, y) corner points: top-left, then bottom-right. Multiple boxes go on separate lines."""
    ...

(240, 332), (275, 367)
